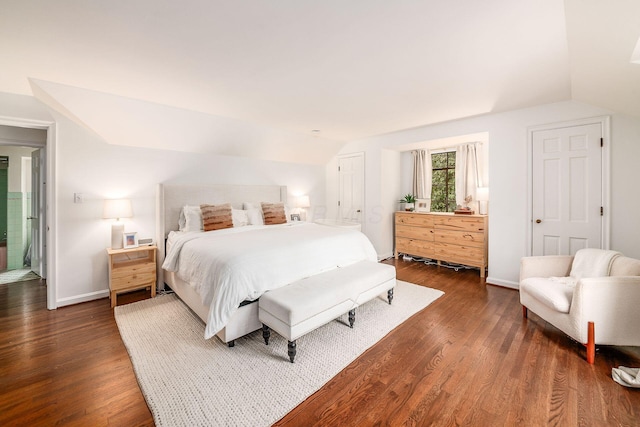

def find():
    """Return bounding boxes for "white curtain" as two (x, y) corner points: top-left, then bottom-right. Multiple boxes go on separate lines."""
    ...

(455, 143), (480, 207)
(412, 150), (432, 199)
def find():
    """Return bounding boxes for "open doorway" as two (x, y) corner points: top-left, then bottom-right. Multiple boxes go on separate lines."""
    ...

(0, 125), (46, 285)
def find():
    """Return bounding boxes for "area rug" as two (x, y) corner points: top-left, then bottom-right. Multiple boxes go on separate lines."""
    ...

(0, 268), (40, 285)
(114, 280), (443, 426)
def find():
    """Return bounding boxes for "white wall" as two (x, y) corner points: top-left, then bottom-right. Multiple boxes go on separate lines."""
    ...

(53, 112), (325, 305)
(0, 92), (326, 306)
(328, 100), (640, 287)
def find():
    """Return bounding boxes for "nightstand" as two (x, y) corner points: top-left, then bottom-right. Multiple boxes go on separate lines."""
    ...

(107, 245), (157, 308)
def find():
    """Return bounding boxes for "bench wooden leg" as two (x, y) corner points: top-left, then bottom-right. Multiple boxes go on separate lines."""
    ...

(288, 340), (296, 363)
(387, 288), (394, 305)
(348, 309), (355, 328)
(262, 324), (270, 345)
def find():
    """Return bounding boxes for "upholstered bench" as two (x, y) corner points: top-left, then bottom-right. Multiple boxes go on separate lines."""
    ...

(258, 260), (396, 362)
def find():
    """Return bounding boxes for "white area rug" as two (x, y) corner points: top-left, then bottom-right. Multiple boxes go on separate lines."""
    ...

(115, 280), (443, 426)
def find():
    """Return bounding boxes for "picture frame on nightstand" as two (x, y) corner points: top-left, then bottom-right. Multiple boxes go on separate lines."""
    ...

(123, 231), (139, 249)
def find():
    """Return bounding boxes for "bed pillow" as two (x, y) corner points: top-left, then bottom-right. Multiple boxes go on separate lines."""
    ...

(200, 203), (233, 231)
(261, 202), (287, 225)
(232, 208), (249, 227)
(182, 205), (203, 232)
(246, 207), (264, 225)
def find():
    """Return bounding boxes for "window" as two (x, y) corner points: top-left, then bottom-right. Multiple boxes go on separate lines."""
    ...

(431, 151), (456, 212)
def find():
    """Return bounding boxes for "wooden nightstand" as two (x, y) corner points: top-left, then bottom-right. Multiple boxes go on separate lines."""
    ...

(107, 245), (157, 308)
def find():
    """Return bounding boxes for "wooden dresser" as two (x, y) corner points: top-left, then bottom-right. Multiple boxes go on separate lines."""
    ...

(394, 211), (488, 277)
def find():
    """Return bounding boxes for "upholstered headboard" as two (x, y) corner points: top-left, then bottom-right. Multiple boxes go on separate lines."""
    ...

(155, 183), (287, 288)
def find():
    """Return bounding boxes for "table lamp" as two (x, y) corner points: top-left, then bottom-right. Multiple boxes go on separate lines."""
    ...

(103, 199), (133, 249)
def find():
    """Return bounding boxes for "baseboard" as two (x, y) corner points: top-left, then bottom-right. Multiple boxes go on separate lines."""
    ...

(378, 251), (394, 261)
(486, 276), (519, 289)
(57, 289), (109, 307)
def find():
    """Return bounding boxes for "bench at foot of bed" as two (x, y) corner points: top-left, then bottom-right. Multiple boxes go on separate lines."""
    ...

(258, 260), (396, 363)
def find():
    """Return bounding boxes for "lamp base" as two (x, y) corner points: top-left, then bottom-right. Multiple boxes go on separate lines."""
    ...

(478, 201), (488, 215)
(111, 222), (124, 249)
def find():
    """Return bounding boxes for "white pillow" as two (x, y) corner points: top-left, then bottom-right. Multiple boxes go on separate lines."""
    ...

(246, 207), (264, 225)
(182, 205), (203, 232)
(232, 209), (249, 227)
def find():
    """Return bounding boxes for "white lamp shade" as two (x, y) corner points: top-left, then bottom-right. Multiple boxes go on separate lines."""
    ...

(296, 195), (310, 208)
(476, 187), (489, 201)
(103, 199), (133, 220)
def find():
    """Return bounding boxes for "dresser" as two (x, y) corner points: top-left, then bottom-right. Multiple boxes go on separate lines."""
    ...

(394, 212), (488, 277)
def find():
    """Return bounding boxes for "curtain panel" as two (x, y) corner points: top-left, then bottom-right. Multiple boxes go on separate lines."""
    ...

(412, 150), (431, 200)
(454, 143), (481, 208)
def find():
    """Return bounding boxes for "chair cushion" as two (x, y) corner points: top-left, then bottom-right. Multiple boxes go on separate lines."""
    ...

(520, 277), (575, 313)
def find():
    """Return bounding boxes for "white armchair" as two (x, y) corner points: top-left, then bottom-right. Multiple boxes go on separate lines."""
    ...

(519, 249), (640, 363)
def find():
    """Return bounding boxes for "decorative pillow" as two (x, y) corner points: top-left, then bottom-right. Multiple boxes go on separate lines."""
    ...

(182, 205), (203, 232)
(232, 208), (249, 227)
(261, 202), (287, 225)
(200, 203), (233, 231)
(246, 207), (264, 225)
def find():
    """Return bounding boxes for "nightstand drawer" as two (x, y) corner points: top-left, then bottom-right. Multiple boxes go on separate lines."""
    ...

(111, 271), (156, 291)
(111, 262), (155, 279)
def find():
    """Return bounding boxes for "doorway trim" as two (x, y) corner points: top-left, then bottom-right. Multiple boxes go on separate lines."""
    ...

(526, 116), (610, 256)
(0, 115), (57, 310)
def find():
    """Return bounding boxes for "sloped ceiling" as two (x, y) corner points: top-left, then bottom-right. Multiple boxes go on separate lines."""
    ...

(1, 1), (639, 164)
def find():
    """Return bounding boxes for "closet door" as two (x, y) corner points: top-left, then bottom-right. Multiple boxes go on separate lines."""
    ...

(531, 123), (603, 255)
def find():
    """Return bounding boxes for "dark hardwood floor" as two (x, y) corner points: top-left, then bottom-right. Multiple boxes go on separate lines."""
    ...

(1, 260), (639, 426)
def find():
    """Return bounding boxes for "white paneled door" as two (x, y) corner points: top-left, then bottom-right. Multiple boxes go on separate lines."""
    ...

(531, 123), (603, 256)
(338, 153), (364, 229)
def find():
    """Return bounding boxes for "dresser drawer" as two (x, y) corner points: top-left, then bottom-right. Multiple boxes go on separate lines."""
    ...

(434, 229), (484, 248)
(396, 237), (435, 259)
(395, 212), (434, 227)
(433, 216), (486, 233)
(396, 224), (434, 240)
(432, 242), (486, 267)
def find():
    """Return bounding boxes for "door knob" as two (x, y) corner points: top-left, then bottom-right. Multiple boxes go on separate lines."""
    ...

(535, 219), (542, 224)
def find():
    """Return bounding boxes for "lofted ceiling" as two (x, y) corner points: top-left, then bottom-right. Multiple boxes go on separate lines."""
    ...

(1, 0), (639, 164)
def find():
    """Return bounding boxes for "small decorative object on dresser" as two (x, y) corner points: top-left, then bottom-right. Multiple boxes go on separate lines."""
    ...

(290, 213), (301, 221)
(415, 198), (430, 212)
(399, 194), (416, 211)
(107, 245), (157, 308)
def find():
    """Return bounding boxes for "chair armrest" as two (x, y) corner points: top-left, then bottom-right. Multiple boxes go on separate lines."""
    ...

(519, 255), (574, 282)
(570, 276), (640, 345)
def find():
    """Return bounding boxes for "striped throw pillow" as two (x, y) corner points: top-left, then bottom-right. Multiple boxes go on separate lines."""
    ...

(261, 202), (287, 225)
(200, 203), (233, 232)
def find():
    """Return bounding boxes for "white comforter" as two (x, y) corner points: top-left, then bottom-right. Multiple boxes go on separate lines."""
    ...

(162, 222), (378, 339)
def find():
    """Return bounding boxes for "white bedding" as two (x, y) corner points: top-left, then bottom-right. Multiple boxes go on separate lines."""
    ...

(163, 222), (378, 339)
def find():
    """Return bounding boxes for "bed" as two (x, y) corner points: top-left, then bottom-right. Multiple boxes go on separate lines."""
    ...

(156, 183), (378, 345)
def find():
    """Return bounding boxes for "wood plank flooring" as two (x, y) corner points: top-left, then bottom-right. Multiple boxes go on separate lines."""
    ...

(1, 260), (639, 426)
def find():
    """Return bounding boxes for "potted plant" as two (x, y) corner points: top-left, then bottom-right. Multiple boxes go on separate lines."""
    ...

(399, 194), (416, 211)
